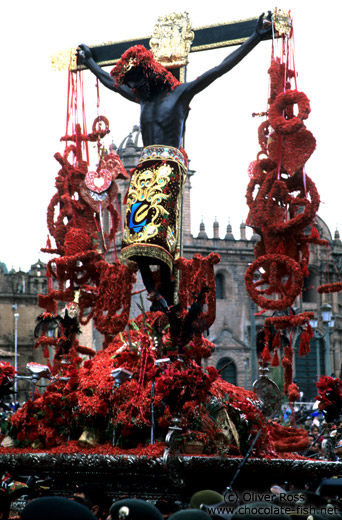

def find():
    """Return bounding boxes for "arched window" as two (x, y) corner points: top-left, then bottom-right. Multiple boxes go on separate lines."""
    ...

(215, 273), (225, 299)
(217, 357), (237, 385)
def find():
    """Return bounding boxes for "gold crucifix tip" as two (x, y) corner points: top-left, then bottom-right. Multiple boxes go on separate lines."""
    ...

(273, 7), (292, 36)
(51, 47), (78, 71)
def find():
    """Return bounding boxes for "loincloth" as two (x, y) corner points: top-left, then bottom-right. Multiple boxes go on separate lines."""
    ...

(121, 145), (187, 271)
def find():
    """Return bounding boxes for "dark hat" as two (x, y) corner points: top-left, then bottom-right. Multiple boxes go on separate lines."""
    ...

(21, 496), (97, 520)
(319, 477), (342, 497)
(168, 510), (211, 519)
(109, 499), (163, 520)
(190, 490), (224, 509)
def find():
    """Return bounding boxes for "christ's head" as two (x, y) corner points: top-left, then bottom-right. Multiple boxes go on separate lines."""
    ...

(110, 45), (180, 99)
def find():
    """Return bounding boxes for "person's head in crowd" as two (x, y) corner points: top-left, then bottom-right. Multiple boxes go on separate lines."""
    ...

(109, 498), (163, 520)
(73, 484), (110, 518)
(190, 489), (224, 509)
(155, 499), (179, 518)
(311, 424), (320, 436)
(21, 496), (97, 520)
(307, 434), (321, 455)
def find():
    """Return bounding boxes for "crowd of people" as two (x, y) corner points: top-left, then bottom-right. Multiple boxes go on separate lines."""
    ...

(304, 419), (342, 461)
(273, 403), (342, 461)
(0, 475), (342, 520)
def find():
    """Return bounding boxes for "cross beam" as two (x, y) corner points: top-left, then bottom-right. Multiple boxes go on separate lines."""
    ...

(76, 16), (270, 69)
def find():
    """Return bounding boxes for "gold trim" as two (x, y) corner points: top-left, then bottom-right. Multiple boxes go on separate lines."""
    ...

(191, 37), (249, 53)
(121, 244), (174, 272)
(190, 15), (258, 52)
(77, 58), (120, 70)
(85, 35), (151, 50)
(139, 145), (187, 171)
(191, 15), (258, 31)
(179, 67), (186, 83)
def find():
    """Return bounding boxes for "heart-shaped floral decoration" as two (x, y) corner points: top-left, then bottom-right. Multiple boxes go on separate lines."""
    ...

(85, 169), (112, 193)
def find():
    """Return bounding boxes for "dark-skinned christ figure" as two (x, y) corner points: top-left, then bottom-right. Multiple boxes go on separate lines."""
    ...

(78, 12), (272, 312)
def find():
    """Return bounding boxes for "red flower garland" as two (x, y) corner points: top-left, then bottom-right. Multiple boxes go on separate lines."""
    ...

(92, 260), (136, 340)
(244, 46), (323, 402)
(175, 253), (220, 329)
(264, 311), (314, 330)
(318, 282), (342, 294)
(268, 90), (311, 135)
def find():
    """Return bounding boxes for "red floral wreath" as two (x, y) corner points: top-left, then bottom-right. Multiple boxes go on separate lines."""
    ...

(268, 90), (311, 135)
(267, 173), (320, 234)
(245, 254), (303, 310)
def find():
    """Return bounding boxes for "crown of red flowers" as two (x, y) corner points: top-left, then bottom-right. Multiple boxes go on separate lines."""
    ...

(110, 45), (181, 90)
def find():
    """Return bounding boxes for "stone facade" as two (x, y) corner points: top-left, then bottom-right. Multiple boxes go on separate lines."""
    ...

(0, 261), (51, 401)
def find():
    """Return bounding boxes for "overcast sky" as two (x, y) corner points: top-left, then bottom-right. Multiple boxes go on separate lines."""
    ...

(1, 0), (341, 272)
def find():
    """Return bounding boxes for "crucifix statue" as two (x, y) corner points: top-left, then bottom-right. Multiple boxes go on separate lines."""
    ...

(76, 10), (282, 312)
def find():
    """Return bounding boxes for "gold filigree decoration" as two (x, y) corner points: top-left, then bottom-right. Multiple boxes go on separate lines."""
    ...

(273, 8), (292, 36)
(51, 47), (77, 71)
(124, 164), (171, 245)
(149, 12), (194, 69)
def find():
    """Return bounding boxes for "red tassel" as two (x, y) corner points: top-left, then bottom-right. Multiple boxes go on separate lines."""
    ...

(261, 344), (272, 363)
(307, 323), (313, 337)
(43, 346), (50, 359)
(299, 329), (311, 357)
(271, 348), (280, 367)
(288, 382), (300, 403)
(310, 225), (320, 240)
(282, 346), (293, 393)
(301, 260), (309, 278)
(272, 331), (281, 349)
